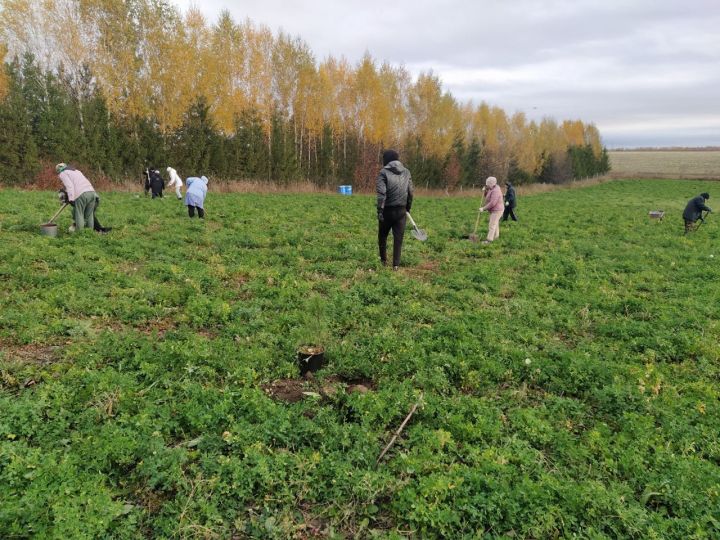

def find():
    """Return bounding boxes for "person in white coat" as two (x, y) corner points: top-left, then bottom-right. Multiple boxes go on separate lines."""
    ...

(166, 167), (183, 200)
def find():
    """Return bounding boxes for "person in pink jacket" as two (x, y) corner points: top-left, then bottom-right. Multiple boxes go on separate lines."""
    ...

(478, 176), (504, 244)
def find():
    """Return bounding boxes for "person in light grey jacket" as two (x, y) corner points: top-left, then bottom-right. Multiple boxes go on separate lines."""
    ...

(376, 149), (414, 270)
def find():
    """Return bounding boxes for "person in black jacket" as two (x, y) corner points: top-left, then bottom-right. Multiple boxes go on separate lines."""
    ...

(149, 168), (164, 198)
(502, 181), (518, 222)
(683, 192), (711, 234)
(376, 149), (414, 270)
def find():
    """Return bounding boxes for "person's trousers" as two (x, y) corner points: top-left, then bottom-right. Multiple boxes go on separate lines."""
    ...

(188, 205), (205, 218)
(502, 206), (518, 221)
(73, 191), (96, 230)
(378, 206), (407, 266)
(175, 186), (182, 199)
(487, 211), (502, 241)
(684, 219), (695, 234)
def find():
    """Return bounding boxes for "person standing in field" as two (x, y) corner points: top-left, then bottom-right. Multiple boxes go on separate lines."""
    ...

(166, 166), (183, 200)
(502, 181), (518, 222)
(683, 192), (711, 234)
(185, 176), (209, 218)
(55, 163), (97, 231)
(478, 176), (504, 244)
(149, 168), (164, 198)
(376, 149), (414, 270)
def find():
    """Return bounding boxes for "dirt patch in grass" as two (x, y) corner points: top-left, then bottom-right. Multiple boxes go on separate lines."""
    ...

(404, 259), (440, 279)
(2, 343), (62, 365)
(263, 375), (376, 403)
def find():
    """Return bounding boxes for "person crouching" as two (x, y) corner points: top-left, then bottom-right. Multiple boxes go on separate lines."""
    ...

(478, 176), (504, 244)
(683, 192), (711, 234)
(185, 176), (209, 218)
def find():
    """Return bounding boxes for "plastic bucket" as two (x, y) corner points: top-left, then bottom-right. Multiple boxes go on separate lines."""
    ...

(337, 185), (352, 195)
(40, 223), (58, 237)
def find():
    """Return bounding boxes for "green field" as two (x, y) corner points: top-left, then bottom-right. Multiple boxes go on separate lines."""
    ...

(609, 151), (720, 178)
(1, 181), (719, 539)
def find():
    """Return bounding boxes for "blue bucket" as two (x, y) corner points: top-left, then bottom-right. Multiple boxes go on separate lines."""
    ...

(337, 185), (352, 195)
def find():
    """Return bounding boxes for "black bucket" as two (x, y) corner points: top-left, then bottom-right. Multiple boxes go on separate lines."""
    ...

(297, 346), (325, 376)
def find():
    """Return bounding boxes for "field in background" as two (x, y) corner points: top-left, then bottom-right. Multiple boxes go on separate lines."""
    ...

(1, 181), (719, 538)
(609, 150), (720, 178)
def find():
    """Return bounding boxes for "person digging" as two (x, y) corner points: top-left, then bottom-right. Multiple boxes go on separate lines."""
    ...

(58, 188), (112, 233)
(55, 163), (101, 231)
(683, 192), (711, 234)
(376, 149), (414, 270)
(478, 176), (504, 244)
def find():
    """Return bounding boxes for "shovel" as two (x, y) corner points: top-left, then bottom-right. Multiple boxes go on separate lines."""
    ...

(45, 203), (68, 225)
(468, 208), (482, 242)
(40, 203), (68, 237)
(406, 212), (428, 241)
(695, 210), (710, 232)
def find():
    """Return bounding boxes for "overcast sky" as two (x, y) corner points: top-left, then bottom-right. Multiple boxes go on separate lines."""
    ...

(176, 0), (720, 148)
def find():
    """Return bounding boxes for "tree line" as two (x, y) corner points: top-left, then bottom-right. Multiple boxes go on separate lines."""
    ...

(0, 0), (610, 189)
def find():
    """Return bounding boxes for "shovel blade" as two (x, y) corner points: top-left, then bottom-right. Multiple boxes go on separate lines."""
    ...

(411, 228), (428, 242)
(468, 234), (478, 242)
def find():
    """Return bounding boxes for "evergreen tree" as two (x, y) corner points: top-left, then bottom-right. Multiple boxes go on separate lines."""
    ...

(0, 64), (40, 185)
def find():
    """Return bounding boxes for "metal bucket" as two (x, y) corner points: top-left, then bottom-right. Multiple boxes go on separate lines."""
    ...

(40, 223), (58, 237)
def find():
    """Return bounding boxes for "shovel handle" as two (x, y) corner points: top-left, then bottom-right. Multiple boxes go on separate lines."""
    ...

(48, 203), (69, 224)
(473, 208), (482, 234)
(406, 212), (418, 229)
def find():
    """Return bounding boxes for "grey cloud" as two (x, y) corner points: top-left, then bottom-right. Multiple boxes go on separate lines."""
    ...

(175, 0), (720, 146)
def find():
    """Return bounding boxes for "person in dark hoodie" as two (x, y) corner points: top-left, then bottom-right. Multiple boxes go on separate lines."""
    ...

(683, 192), (711, 234)
(502, 181), (518, 222)
(376, 149), (414, 270)
(149, 168), (164, 198)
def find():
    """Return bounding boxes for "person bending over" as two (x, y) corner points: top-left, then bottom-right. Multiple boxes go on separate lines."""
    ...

(683, 192), (711, 234)
(166, 166), (183, 200)
(55, 163), (97, 230)
(185, 176), (209, 218)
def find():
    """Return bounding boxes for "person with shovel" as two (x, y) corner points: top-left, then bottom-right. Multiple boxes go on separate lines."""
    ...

(502, 181), (518, 222)
(683, 192), (711, 234)
(185, 176), (209, 218)
(55, 163), (97, 231)
(166, 166), (183, 200)
(478, 176), (504, 244)
(376, 149), (414, 270)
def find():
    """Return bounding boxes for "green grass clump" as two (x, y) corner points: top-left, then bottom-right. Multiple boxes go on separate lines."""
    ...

(1, 180), (719, 538)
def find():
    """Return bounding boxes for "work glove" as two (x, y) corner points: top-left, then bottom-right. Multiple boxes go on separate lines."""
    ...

(505, 201), (509, 206)
(58, 189), (69, 205)
(377, 209), (384, 222)
(478, 207), (485, 213)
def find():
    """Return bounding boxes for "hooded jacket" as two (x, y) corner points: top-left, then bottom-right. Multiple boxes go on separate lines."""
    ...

(149, 169), (164, 195)
(185, 176), (208, 208)
(683, 195), (711, 222)
(167, 167), (183, 188)
(482, 184), (504, 212)
(376, 160), (414, 211)
(505, 184), (517, 208)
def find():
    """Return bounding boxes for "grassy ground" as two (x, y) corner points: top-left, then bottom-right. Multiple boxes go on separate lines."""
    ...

(609, 151), (720, 178)
(1, 180), (719, 539)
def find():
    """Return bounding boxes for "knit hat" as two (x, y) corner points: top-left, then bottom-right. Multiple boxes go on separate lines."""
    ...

(485, 176), (497, 188)
(701, 192), (710, 200)
(382, 149), (399, 166)
(55, 163), (67, 174)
